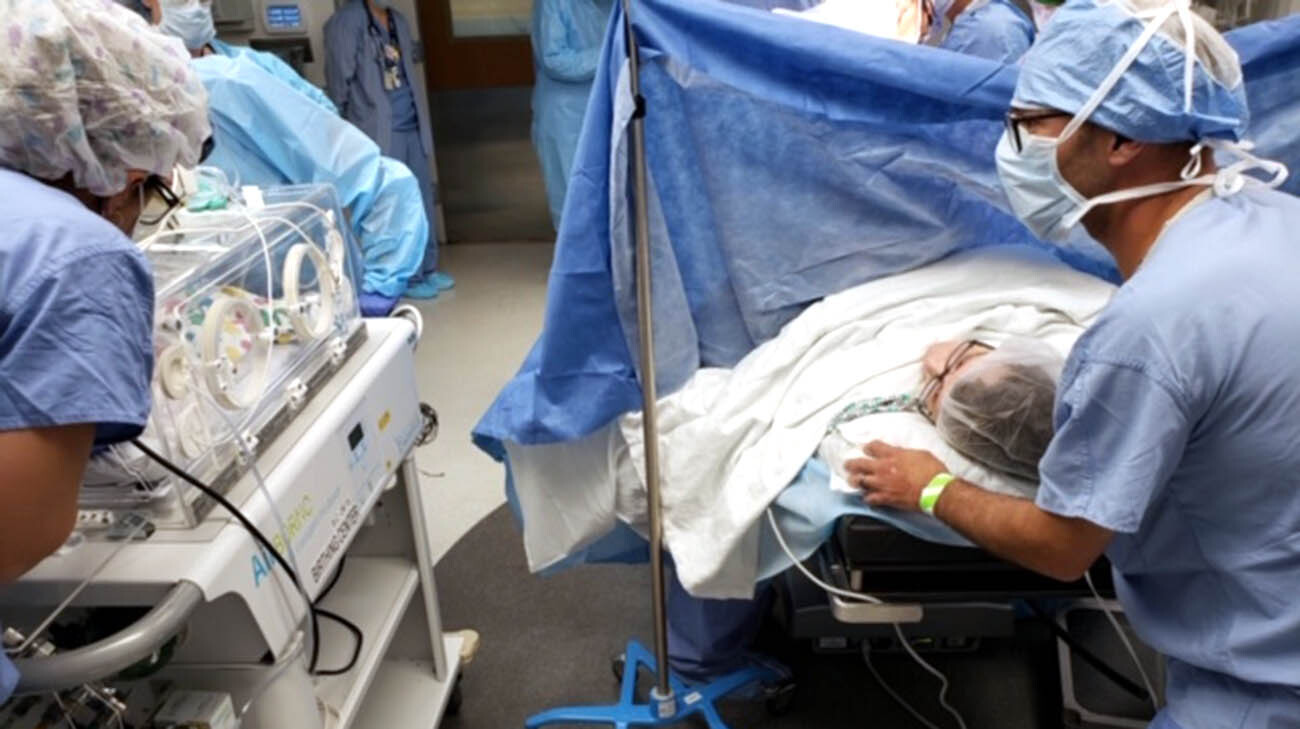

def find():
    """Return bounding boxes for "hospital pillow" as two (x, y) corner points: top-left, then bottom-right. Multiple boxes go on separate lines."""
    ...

(820, 410), (1038, 501)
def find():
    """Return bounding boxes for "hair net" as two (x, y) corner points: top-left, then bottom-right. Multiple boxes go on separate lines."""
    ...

(1014, 0), (1248, 143)
(935, 338), (1064, 482)
(0, 0), (211, 196)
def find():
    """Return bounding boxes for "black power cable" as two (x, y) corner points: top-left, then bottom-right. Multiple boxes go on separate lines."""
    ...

(130, 438), (364, 676)
(1025, 599), (1150, 702)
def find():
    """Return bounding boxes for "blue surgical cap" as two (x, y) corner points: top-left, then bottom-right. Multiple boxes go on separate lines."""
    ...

(1014, 0), (1249, 143)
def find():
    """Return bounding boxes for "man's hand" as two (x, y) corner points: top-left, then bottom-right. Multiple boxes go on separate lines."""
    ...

(845, 440), (948, 511)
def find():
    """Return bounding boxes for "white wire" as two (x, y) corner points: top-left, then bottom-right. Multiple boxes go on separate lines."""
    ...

(863, 646), (948, 729)
(237, 629), (307, 718)
(203, 387), (316, 679)
(137, 219), (259, 250)
(765, 508), (969, 729)
(1085, 571), (1161, 712)
(892, 623), (968, 729)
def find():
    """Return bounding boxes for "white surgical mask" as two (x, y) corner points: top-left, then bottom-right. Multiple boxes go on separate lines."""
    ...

(995, 131), (1086, 243)
(997, 1), (1288, 243)
(160, 0), (216, 51)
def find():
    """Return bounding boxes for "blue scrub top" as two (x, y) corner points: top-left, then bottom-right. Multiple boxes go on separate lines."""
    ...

(0, 168), (155, 703)
(1037, 186), (1300, 723)
(0, 647), (14, 702)
(0, 169), (154, 444)
(941, 0), (1035, 64)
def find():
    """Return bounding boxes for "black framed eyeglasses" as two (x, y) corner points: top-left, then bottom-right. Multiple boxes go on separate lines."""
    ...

(917, 339), (991, 422)
(1004, 108), (1070, 154)
(137, 174), (183, 227)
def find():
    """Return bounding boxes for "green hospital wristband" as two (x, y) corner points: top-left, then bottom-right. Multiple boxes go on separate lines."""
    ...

(919, 473), (955, 516)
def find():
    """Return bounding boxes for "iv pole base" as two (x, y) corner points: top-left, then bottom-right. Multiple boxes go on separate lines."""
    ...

(524, 639), (784, 728)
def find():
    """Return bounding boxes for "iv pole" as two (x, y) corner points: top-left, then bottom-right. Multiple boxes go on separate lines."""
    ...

(525, 1), (787, 727)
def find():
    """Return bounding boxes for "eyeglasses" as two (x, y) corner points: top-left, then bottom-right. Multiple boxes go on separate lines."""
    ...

(137, 174), (182, 227)
(918, 339), (991, 422)
(1004, 108), (1070, 154)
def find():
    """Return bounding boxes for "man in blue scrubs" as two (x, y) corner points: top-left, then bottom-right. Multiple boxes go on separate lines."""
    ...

(926, 0), (1036, 64)
(852, 1), (1300, 726)
(0, 0), (210, 700)
(325, 0), (453, 299)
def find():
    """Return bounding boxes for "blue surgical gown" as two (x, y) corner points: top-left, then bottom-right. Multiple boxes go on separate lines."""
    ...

(0, 169), (155, 703)
(941, 0), (1034, 64)
(1036, 186), (1300, 726)
(193, 53), (429, 302)
(531, 0), (614, 228)
(208, 39), (338, 115)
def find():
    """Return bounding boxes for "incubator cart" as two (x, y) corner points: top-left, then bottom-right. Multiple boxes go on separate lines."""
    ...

(0, 186), (462, 728)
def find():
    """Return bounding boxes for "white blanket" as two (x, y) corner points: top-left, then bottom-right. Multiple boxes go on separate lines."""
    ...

(503, 247), (1116, 598)
(774, 0), (924, 43)
(617, 248), (1116, 598)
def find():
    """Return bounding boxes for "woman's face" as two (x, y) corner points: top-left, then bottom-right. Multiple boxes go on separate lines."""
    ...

(921, 340), (991, 418)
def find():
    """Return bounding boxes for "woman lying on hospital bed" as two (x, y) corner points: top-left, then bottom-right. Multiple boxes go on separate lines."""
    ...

(610, 246), (1118, 600)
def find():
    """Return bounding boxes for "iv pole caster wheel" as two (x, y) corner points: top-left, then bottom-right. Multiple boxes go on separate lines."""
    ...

(611, 653), (627, 684)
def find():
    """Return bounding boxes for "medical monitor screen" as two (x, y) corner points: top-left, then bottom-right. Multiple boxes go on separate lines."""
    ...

(266, 4), (303, 31)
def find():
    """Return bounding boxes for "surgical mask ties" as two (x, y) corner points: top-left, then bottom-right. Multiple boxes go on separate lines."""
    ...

(1058, 139), (1291, 230)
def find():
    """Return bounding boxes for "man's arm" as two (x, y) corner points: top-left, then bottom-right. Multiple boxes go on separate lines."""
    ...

(0, 425), (94, 582)
(847, 441), (1112, 581)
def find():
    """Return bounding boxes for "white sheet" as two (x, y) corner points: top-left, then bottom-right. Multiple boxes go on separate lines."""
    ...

(773, 0), (924, 43)
(616, 247), (1116, 598)
(503, 247), (1117, 597)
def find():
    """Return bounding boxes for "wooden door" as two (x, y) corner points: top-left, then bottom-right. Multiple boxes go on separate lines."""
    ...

(419, 0), (535, 90)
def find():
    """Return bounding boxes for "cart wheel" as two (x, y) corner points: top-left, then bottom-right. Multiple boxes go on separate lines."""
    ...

(446, 675), (464, 716)
(611, 654), (627, 684)
(764, 680), (797, 716)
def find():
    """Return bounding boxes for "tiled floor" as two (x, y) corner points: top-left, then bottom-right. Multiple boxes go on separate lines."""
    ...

(405, 241), (554, 563)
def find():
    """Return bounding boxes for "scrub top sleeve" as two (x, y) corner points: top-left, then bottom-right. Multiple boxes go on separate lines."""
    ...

(1036, 360), (1191, 534)
(0, 248), (154, 446)
(537, 0), (602, 82)
(324, 13), (360, 112)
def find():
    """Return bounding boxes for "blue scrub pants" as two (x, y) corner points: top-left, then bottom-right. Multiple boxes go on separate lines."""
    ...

(666, 570), (772, 682)
(390, 127), (438, 277)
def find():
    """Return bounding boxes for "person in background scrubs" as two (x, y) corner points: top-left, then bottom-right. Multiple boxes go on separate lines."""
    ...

(325, 0), (453, 299)
(0, 0), (210, 700)
(149, 0), (432, 315)
(925, 0), (1035, 63)
(530, 0), (615, 229)
(852, 1), (1300, 726)
(151, 0), (338, 112)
